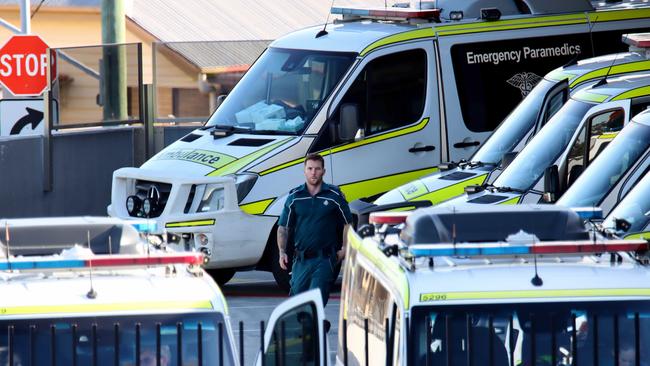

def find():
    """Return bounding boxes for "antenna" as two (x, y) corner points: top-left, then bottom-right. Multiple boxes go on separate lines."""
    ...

(587, 15), (598, 58)
(451, 207), (457, 244)
(593, 51), (620, 88)
(530, 236), (543, 287)
(86, 230), (97, 299)
(108, 235), (113, 255)
(316, 0), (336, 38)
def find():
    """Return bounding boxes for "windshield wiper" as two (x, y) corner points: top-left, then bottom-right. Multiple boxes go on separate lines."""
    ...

(253, 129), (294, 135)
(202, 124), (252, 133)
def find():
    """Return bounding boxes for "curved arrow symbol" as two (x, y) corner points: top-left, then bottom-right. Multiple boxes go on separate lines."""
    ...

(10, 107), (43, 135)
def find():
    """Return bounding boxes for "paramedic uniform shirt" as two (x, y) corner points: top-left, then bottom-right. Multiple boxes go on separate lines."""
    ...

(278, 183), (352, 252)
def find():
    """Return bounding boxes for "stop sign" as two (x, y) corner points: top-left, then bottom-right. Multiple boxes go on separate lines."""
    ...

(0, 35), (52, 96)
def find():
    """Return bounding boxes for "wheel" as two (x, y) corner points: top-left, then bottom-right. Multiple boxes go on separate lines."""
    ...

(270, 240), (292, 294)
(206, 268), (236, 286)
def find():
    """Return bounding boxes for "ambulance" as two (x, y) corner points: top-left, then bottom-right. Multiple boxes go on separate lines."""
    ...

(440, 71), (650, 208)
(260, 204), (650, 365)
(556, 109), (650, 216)
(108, 0), (650, 288)
(600, 165), (650, 240)
(0, 217), (239, 366)
(352, 33), (650, 224)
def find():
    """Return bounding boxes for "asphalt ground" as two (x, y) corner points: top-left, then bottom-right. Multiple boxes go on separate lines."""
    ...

(222, 270), (341, 365)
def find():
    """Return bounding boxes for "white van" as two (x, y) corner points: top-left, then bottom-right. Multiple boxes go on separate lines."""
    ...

(108, 1), (650, 288)
(262, 205), (650, 365)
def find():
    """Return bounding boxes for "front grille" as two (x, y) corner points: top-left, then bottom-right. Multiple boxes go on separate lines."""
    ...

(131, 180), (173, 218)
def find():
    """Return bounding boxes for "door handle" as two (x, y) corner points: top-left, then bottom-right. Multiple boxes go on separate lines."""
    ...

(453, 141), (480, 148)
(409, 145), (435, 153)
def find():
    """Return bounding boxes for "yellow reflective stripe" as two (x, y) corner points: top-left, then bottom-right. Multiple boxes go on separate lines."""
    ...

(165, 219), (215, 228)
(259, 118), (430, 176)
(574, 90), (610, 103)
(587, 8), (650, 23)
(420, 288), (650, 302)
(340, 167), (438, 202)
(570, 60), (650, 88)
(207, 138), (292, 177)
(0, 301), (214, 316)
(499, 196), (521, 205)
(598, 132), (619, 140)
(546, 69), (577, 83)
(625, 232), (650, 240)
(388, 206), (417, 212)
(399, 180), (428, 200)
(612, 85), (650, 101)
(435, 13), (587, 36)
(360, 28), (435, 56)
(240, 198), (275, 215)
(349, 232), (410, 309)
(412, 173), (488, 206)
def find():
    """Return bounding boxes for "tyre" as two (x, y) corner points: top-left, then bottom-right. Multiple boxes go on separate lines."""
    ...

(270, 240), (292, 294)
(206, 268), (236, 286)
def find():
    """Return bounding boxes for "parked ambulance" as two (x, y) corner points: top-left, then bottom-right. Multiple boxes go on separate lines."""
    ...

(351, 35), (650, 224)
(108, 0), (650, 288)
(440, 71), (650, 208)
(260, 205), (650, 365)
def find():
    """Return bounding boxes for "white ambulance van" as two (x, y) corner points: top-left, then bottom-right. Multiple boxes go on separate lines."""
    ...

(108, 0), (650, 288)
(260, 205), (650, 365)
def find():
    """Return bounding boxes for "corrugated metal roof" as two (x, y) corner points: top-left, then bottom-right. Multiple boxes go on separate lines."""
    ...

(162, 40), (271, 72)
(126, 0), (385, 71)
(126, 0), (385, 42)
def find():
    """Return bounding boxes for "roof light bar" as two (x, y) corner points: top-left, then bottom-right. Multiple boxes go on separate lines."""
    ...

(408, 239), (648, 257)
(129, 220), (157, 233)
(572, 207), (603, 221)
(331, 6), (440, 20)
(369, 212), (409, 225)
(0, 252), (204, 271)
(623, 33), (650, 48)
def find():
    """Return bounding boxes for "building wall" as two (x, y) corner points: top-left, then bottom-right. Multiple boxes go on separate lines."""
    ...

(0, 6), (201, 124)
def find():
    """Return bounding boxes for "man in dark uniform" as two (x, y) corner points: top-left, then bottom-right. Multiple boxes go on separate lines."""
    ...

(277, 153), (351, 306)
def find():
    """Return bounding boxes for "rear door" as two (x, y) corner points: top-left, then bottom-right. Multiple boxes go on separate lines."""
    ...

(256, 289), (327, 366)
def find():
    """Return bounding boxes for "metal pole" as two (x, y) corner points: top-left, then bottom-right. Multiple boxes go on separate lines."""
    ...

(101, 0), (127, 122)
(20, 0), (30, 34)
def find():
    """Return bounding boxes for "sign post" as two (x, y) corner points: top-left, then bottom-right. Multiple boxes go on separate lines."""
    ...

(0, 35), (54, 96)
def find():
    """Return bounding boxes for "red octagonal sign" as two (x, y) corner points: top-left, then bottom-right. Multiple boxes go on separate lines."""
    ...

(0, 35), (52, 96)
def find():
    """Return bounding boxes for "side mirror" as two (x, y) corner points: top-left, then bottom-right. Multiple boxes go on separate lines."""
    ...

(543, 165), (560, 203)
(339, 103), (361, 142)
(614, 218), (632, 233)
(500, 152), (517, 169)
(216, 94), (227, 109)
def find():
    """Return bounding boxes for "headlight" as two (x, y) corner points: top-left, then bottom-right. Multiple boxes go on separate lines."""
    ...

(126, 195), (141, 216)
(143, 198), (157, 217)
(234, 173), (258, 202)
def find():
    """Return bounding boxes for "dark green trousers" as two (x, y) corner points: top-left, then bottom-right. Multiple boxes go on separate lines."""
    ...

(290, 255), (336, 306)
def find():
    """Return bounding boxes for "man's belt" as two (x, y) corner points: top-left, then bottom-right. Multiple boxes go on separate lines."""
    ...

(296, 247), (334, 260)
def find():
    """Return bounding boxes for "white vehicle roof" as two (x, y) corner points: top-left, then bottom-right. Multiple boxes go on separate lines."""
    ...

(0, 217), (227, 319)
(270, 21), (414, 53)
(354, 205), (650, 310)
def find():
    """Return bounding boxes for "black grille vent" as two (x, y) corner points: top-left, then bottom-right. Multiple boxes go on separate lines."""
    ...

(439, 171), (476, 181)
(468, 194), (508, 204)
(181, 133), (202, 142)
(228, 138), (273, 147)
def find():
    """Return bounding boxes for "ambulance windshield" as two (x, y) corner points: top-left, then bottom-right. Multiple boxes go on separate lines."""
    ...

(603, 172), (650, 234)
(493, 99), (593, 191)
(206, 47), (356, 135)
(0, 312), (234, 366)
(410, 300), (650, 366)
(558, 121), (650, 208)
(472, 79), (557, 165)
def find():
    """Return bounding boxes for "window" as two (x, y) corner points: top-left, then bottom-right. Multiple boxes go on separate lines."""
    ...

(264, 302), (319, 366)
(587, 108), (624, 162)
(338, 49), (426, 136)
(543, 90), (566, 125)
(566, 125), (586, 187)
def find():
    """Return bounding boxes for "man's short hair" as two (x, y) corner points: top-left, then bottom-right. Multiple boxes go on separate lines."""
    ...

(304, 153), (325, 168)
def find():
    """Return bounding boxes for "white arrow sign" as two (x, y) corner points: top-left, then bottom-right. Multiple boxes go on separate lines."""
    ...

(0, 99), (44, 137)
